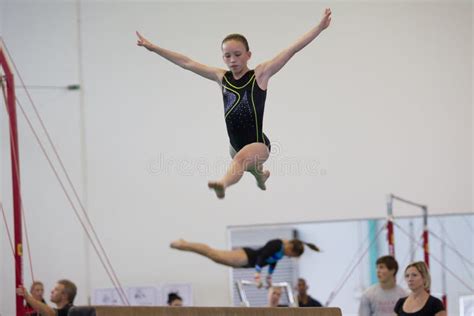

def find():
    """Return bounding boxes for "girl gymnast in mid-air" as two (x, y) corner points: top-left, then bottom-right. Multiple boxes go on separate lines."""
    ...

(137, 9), (332, 199)
(170, 238), (320, 288)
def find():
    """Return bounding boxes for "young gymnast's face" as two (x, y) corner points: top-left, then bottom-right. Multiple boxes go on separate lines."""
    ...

(222, 40), (251, 73)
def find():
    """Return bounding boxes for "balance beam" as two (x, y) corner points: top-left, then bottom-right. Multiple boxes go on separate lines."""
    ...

(93, 306), (342, 316)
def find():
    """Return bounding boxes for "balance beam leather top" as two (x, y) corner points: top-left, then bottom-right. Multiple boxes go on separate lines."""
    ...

(90, 306), (342, 316)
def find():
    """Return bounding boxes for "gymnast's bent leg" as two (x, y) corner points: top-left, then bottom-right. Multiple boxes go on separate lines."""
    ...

(208, 142), (270, 199)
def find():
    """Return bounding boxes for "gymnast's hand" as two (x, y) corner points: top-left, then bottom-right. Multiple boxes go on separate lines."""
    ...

(136, 31), (154, 51)
(254, 273), (263, 288)
(318, 8), (332, 30)
(265, 275), (273, 288)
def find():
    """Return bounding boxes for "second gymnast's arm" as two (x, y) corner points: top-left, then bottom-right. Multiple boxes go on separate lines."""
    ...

(136, 31), (226, 84)
(255, 239), (283, 273)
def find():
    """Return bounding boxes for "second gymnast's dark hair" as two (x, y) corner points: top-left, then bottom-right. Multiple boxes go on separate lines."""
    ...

(290, 239), (320, 256)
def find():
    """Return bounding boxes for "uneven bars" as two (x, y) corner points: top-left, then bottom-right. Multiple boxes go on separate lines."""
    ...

(235, 280), (297, 307)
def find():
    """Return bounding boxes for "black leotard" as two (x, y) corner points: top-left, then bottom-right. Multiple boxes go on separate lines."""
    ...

(242, 239), (284, 275)
(221, 70), (270, 152)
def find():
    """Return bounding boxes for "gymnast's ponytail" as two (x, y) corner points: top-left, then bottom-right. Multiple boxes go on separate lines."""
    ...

(289, 239), (321, 256)
(303, 242), (320, 252)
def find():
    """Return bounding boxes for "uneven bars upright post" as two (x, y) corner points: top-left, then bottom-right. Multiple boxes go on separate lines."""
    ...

(236, 280), (297, 307)
(235, 280), (250, 307)
(0, 45), (24, 316)
(441, 233), (447, 310)
(389, 194), (430, 267)
(440, 218), (448, 310)
(386, 194), (395, 257)
(422, 206), (430, 268)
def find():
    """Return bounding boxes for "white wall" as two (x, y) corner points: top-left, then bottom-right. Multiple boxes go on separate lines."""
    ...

(0, 1), (472, 314)
(0, 2), (4, 35)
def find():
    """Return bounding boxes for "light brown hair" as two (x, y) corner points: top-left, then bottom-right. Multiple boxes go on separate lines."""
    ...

(222, 34), (249, 51)
(405, 261), (431, 291)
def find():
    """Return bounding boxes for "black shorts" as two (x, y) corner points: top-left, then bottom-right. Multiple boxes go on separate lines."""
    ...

(242, 247), (258, 268)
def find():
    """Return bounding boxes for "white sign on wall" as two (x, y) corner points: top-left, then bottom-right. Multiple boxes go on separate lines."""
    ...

(92, 284), (192, 306)
(127, 286), (161, 306)
(91, 288), (122, 305)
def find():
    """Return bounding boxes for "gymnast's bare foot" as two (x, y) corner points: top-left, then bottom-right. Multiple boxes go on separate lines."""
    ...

(256, 170), (270, 190)
(208, 181), (225, 199)
(170, 239), (187, 250)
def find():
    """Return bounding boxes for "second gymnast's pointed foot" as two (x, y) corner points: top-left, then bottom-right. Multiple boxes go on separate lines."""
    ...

(208, 181), (226, 199)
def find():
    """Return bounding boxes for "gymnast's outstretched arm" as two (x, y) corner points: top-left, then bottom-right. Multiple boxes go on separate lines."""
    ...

(136, 31), (226, 84)
(255, 8), (332, 90)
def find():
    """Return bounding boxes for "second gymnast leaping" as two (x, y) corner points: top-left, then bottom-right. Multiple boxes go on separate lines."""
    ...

(170, 238), (320, 288)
